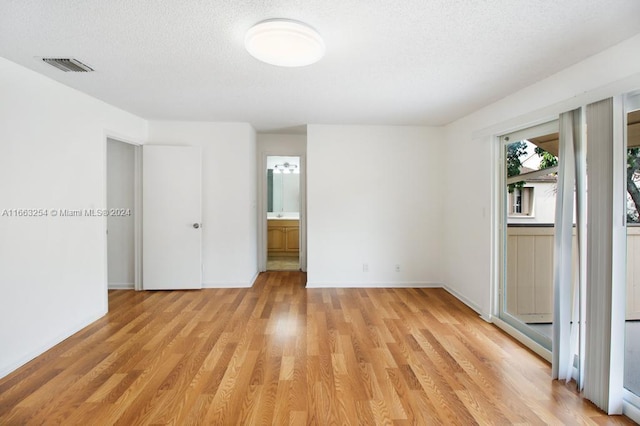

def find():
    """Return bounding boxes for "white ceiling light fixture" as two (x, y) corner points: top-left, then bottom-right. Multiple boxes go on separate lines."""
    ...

(244, 19), (325, 67)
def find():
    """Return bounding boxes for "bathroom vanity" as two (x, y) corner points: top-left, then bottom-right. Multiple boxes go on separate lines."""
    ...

(267, 219), (299, 256)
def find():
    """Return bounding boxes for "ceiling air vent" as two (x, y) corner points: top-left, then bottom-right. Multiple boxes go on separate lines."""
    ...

(42, 58), (94, 72)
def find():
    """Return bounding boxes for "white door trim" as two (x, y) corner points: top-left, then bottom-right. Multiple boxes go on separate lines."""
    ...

(258, 151), (307, 272)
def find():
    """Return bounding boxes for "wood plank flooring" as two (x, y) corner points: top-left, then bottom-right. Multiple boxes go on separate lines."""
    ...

(0, 272), (635, 425)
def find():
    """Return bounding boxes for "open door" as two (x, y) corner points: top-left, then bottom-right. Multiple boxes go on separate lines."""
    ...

(143, 145), (202, 290)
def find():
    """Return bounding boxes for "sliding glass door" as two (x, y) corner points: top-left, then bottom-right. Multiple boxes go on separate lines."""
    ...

(499, 120), (559, 350)
(624, 92), (640, 406)
(495, 93), (640, 419)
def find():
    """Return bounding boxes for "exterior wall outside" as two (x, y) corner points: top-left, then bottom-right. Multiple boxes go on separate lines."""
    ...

(508, 181), (557, 225)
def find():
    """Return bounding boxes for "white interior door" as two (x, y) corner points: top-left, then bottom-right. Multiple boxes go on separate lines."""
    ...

(143, 145), (202, 290)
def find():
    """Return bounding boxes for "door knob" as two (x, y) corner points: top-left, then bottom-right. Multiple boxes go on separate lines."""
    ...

(193, 223), (201, 229)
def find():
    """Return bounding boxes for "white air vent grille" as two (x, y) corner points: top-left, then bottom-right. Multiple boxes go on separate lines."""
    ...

(42, 58), (94, 72)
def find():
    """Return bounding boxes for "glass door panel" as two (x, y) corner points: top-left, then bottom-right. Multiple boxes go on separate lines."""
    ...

(624, 95), (640, 398)
(500, 121), (559, 350)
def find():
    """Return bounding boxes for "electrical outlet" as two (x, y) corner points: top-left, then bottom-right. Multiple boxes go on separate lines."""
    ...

(363, 263), (369, 272)
(395, 264), (400, 272)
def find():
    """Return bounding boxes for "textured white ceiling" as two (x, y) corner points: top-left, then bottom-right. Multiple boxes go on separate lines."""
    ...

(1, 1), (639, 132)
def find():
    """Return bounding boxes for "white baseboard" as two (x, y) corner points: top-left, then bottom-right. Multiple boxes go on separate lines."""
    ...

(108, 282), (134, 290)
(248, 271), (260, 287)
(203, 272), (259, 289)
(0, 309), (107, 379)
(442, 285), (484, 316)
(203, 282), (252, 288)
(305, 281), (443, 288)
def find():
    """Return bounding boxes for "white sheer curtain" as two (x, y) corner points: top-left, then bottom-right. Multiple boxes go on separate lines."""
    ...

(552, 108), (584, 384)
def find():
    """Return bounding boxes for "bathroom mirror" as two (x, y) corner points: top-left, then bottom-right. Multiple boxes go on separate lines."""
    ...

(267, 156), (300, 215)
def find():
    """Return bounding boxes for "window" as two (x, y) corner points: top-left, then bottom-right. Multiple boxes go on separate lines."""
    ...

(508, 187), (534, 216)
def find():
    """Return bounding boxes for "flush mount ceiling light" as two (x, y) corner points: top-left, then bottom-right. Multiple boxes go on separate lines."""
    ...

(244, 19), (325, 67)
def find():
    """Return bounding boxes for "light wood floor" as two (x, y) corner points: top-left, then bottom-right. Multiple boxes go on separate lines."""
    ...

(0, 272), (634, 425)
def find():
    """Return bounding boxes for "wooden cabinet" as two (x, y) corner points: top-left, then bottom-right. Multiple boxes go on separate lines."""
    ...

(267, 227), (286, 251)
(268, 219), (299, 257)
(287, 226), (299, 251)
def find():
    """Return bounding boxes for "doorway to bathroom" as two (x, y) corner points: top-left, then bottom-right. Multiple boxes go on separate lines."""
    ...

(266, 156), (301, 271)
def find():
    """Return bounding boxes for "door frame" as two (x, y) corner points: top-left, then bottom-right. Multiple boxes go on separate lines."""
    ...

(488, 119), (560, 362)
(104, 134), (143, 291)
(258, 151), (307, 272)
(623, 90), (640, 422)
(497, 119), (559, 352)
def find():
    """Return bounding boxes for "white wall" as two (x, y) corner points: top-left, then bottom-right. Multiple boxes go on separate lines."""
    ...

(0, 57), (147, 378)
(107, 139), (136, 288)
(443, 34), (640, 316)
(147, 121), (258, 287)
(306, 125), (445, 287)
(258, 133), (306, 154)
